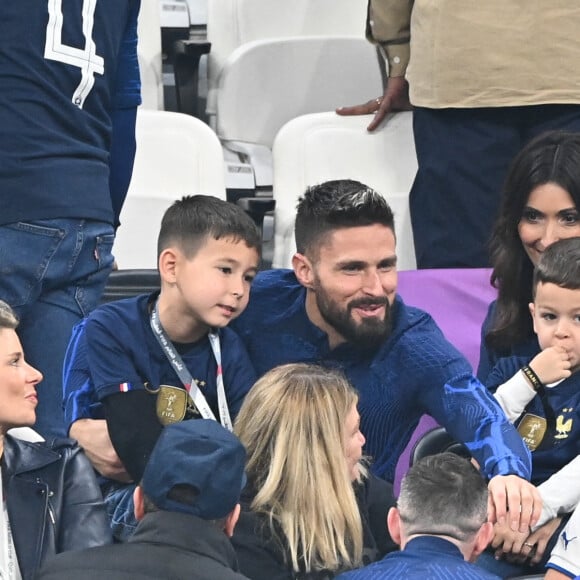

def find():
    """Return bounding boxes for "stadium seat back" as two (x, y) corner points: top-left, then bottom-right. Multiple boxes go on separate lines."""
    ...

(101, 269), (161, 304)
(216, 36), (382, 189)
(114, 109), (226, 269)
(217, 36), (381, 147)
(206, 0), (368, 116)
(410, 426), (470, 466)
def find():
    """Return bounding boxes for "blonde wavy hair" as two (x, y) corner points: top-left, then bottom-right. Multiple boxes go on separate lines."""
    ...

(234, 363), (364, 574)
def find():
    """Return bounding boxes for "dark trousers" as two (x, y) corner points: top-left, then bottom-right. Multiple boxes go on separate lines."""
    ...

(410, 104), (580, 269)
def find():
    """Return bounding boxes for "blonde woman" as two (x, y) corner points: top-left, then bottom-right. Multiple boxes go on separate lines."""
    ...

(232, 363), (396, 579)
(0, 301), (110, 580)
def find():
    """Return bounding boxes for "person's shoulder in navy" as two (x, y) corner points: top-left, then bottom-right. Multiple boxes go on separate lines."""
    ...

(336, 536), (501, 579)
(233, 269), (305, 332)
(485, 354), (533, 393)
(477, 299), (540, 383)
(232, 269), (324, 374)
(376, 295), (473, 382)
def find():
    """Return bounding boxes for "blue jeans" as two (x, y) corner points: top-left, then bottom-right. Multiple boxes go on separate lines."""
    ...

(101, 480), (138, 542)
(0, 219), (114, 438)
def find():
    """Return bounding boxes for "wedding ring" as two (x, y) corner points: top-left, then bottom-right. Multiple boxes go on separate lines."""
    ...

(523, 542), (534, 548)
(375, 97), (382, 106)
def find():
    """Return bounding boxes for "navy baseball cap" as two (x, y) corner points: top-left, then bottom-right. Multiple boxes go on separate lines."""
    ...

(141, 419), (247, 519)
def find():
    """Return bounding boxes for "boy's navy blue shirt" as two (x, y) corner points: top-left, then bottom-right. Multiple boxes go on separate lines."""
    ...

(63, 293), (256, 429)
(232, 270), (531, 482)
(486, 355), (580, 485)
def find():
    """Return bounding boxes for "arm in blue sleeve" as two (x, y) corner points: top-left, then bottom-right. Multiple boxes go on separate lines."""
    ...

(109, 0), (141, 228)
(109, 107), (137, 228)
(424, 372), (531, 481)
(477, 300), (497, 383)
(63, 320), (103, 432)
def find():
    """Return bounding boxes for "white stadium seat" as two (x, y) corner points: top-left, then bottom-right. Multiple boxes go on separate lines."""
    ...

(206, 0), (368, 119)
(114, 109), (226, 269)
(216, 36), (382, 189)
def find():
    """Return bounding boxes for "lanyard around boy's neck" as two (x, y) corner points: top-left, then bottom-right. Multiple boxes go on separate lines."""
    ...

(149, 299), (232, 431)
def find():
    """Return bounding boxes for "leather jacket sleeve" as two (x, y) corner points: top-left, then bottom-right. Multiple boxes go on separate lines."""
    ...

(56, 441), (113, 551)
(4, 436), (111, 580)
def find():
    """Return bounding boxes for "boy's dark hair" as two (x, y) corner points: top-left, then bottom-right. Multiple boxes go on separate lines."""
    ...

(294, 180), (395, 259)
(142, 483), (199, 515)
(398, 453), (488, 542)
(533, 237), (580, 297)
(157, 195), (261, 258)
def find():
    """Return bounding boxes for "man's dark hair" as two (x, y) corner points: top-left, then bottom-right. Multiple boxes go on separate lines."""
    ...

(157, 195), (261, 258)
(142, 483), (199, 515)
(533, 237), (580, 298)
(294, 180), (395, 258)
(397, 453), (488, 542)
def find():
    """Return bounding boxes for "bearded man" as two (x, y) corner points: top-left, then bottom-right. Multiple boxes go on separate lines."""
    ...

(233, 179), (541, 535)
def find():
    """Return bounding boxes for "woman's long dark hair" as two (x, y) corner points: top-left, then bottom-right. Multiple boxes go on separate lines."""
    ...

(486, 131), (580, 352)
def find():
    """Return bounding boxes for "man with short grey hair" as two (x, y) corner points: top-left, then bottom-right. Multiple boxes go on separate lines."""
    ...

(337, 453), (499, 579)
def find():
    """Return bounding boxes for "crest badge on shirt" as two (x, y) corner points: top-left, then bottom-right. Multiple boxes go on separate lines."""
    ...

(157, 385), (188, 425)
(555, 409), (573, 440)
(517, 413), (547, 451)
(156, 384), (202, 425)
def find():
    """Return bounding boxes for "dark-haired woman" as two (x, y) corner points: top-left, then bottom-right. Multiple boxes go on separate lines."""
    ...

(478, 131), (580, 382)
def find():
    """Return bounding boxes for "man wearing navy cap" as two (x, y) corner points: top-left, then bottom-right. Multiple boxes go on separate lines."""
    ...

(37, 420), (250, 580)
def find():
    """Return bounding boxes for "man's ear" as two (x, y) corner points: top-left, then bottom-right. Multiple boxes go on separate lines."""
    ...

(387, 506), (403, 548)
(469, 521), (494, 562)
(158, 248), (179, 284)
(292, 252), (315, 289)
(133, 485), (145, 521)
(224, 503), (241, 538)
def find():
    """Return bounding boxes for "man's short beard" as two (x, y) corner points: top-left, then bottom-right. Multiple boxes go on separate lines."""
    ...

(314, 282), (392, 349)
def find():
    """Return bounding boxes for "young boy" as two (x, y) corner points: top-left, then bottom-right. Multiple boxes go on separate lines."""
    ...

(485, 237), (580, 571)
(63, 195), (261, 540)
(488, 237), (580, 483)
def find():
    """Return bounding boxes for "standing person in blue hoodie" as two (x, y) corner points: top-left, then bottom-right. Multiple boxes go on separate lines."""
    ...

(0, 0), (141, 439)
